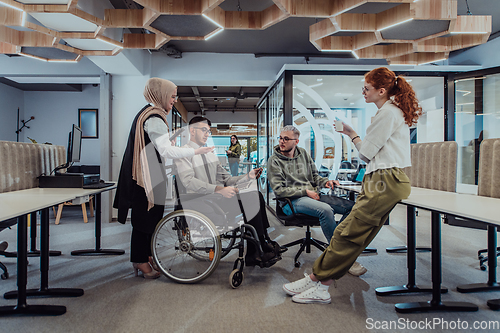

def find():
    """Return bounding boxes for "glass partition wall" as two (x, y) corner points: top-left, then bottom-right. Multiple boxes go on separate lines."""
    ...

(259, 69), (445, 201)
(455, 72), (500, 194)
(257, 77), (283, 200)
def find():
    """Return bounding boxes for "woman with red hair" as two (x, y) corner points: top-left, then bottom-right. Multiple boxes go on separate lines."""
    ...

(283, 67), (422, 304)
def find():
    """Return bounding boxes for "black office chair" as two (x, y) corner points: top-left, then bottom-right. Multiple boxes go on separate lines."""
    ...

(478, 247), (500, 271)
(0, 218), (17, 279)
(273, 198), (329, 267)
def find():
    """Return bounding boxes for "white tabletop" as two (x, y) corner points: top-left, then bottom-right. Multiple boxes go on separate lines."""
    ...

(402, 188), (500, 226)
(332, 185), (500, 226)
(0, 183), (116, 222)
(0, 192), (75, 222)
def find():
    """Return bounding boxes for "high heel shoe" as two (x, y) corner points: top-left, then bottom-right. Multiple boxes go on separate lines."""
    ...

(149, 256), (161, 272)
(132, 263), (160, 279)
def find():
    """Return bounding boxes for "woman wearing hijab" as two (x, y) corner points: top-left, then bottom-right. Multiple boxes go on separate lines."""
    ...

(226, 135), (241, 176)
(114, 78), (213, 279)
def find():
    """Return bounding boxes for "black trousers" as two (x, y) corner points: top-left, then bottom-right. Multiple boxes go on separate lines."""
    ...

(130, 183), (164, 263)
(180, 190), (272, 259)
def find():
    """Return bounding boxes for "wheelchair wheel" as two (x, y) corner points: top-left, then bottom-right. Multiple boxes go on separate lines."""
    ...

(229, 269), (244, 289)
(152, 209), (222, 284)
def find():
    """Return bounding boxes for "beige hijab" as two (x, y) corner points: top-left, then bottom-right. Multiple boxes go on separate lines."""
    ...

(132, 78), (177, 210)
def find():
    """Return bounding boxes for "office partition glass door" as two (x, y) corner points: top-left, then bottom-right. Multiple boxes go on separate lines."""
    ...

(455, 73), (500, 193)
(258, 77), (283, 199)
(292, 74), (444, 180)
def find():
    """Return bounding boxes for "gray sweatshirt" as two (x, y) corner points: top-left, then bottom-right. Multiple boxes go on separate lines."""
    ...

(267, 145), (328, 199)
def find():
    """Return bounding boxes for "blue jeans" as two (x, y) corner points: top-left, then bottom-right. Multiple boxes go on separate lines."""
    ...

(229, 160), (239, 176)
(282, 194), (354, 241)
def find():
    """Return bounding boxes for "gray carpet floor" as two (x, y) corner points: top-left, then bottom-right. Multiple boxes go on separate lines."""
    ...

(0, 204), (499, 333)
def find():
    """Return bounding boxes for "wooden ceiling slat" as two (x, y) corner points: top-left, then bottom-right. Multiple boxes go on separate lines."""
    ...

(0, 7), (23, 26)
(224, 11), (262, 30)
(104, 9), (145, 28)
(0, 41), (18, 54)
(261, 5), (288, 30)
(0, 0), (492, 62)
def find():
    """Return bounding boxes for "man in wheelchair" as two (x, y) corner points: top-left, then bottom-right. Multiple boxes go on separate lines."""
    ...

(174, 116), (281, 268)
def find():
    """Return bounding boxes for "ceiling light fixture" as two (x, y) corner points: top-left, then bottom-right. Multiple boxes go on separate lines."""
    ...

(205, 28), (223, 41)
(19, 52), (47, 62)
(202, 14), (224, 29)
(47, 59), (79, 63)
(450, 31), (489, 34)
(418, 58), (447, 66)
(96, 36), (123, 49)
(378, 18), (414, 32)
(455, 77), (486, 83)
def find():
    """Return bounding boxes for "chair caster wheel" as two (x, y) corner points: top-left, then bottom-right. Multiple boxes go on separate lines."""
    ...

(480, 265), (487, 271)
(294, 262), (301, 268)
(1, 273), (8, 280)
(229, 269), (244, 288)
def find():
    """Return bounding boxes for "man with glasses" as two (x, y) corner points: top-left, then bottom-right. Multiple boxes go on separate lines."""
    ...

(268, 125), (366, 276)
(174, 116), (281, 267)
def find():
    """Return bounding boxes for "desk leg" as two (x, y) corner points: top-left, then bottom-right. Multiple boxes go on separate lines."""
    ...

(386, 209), (431, 254)
(376, 206), (439, 296)
(457, 225), (500, 294)
(0, 215), (66, 316)
(71, 193), (124, 256)
(3, 212), (61, 258)
(5, 208), (84, 299)
(395, 212), (478, 313)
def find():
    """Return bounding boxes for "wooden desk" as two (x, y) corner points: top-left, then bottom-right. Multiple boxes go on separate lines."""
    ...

(378, 188), (500, 313)
(0, 190), (77, 315)
(0, 184), (123, 316)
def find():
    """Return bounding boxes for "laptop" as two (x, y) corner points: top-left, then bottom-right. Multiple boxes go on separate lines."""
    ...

(338, 164), (366, 185)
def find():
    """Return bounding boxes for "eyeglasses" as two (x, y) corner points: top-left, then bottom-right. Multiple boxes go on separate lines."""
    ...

(361, 86), (371, 94)
(278, 136), (297, 142)
(171, 95), (179, 101)
(194, 127), (212, 135)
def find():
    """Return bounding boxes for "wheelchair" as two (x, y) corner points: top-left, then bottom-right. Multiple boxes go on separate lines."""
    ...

(150, 176), (279, 288)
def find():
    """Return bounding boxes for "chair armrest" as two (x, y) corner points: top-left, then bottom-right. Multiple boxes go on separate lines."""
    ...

(273, 197), (297, 215)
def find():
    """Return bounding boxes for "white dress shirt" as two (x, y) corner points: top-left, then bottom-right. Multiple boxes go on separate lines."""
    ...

(174, 141), (247, 194)
(354, 100), (411, 174)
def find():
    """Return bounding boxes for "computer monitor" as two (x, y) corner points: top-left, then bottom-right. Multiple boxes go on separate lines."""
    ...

(53, 124), (82, 174)
(68, 124), (82, 163)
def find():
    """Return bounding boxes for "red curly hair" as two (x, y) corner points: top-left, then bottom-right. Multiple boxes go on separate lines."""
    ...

(364, 67), (422, 126)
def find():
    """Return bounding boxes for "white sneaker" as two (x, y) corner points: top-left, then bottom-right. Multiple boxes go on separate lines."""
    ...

(283, 273), (318, 296)
(292, 284), (331, 304)
(348, 261), (367, 276)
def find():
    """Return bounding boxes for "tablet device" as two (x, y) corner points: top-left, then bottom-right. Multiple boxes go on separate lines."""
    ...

(169, 128), (184, 141)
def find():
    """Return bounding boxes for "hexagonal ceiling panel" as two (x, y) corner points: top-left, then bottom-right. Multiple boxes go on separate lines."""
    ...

(0, 0), (493, 65)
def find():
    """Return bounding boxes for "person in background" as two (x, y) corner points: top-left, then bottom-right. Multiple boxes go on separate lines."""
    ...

(113, 78), (213, 279)
(283, 67), (421, 304)
(226, 135), (241, 176)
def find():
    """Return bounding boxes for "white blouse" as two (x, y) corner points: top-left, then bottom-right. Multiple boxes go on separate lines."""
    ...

(354, 100), (411, 174)
(143, 117), (195, 160)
